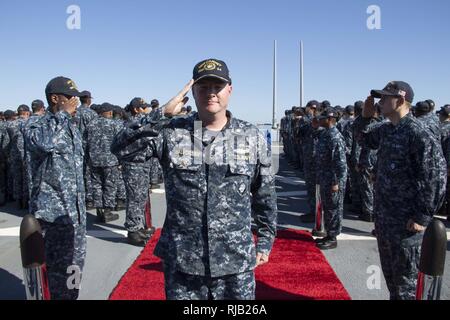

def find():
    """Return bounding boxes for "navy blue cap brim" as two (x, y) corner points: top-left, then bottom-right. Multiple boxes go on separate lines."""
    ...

(48, 89), (83, 97)
(370, 89), (400, 99)
(193, 74), (230, 84)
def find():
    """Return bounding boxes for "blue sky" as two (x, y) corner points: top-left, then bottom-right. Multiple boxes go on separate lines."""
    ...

(0, 0), (449, 124)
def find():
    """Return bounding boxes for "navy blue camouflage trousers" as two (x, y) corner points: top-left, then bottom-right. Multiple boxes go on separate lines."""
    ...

(163, 261), (255, 300)
(91, 165), (119, 209)
(319, 179), (346, 238)
(39, 217), (86, 300)
(123, 163), (151, 232)
(375, 221), (422, 300)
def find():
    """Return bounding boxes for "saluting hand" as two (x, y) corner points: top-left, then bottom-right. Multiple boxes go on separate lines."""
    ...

(363, 96), (376, 119)
(61, 97), (79, 117)
(163, 79), (194, 117)
(256, 253), (269, 267)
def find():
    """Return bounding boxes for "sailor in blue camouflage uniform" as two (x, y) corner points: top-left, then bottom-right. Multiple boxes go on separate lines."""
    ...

(336, 105), (355, 135)
(437, 105), (450, 219)
(356, 105), (384, 222)
(355, 81), (446, 300)
(86, 103), (121, 223)
(297, 100), (322, 223)
(117, 97), (155, 246)
(10, 104), (31, 209)
(112, 59), (277, 300)
(314, 107), (347, 250)
(0, 118), (10, 206)
(112, 106), (127, 210)
(345, 101), (365, 215)
(149, 99), (164, 188)
(292, 107), (304, 170)
(24, 77), (87, 300)
(74, 90), (98, 209)
(413, 100), (441, 142)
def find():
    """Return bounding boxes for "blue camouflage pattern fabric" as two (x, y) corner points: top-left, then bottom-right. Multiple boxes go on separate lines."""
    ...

(86, 116), (121, 167)
(355, 112), (447, 300)
(438, 121), (450, 216)
(440, 121), (450, 168)
(163, 260), (255, 300)
(86, 116), (122, 208)
(297, 116), (323, 215)
(416, 112), (441, 142)
(336, 117), (353, 135)
(10, 118), (29, 204)
(0, 122), (10, 203)
(5, 120), (20, 200)
(112, 110), (277, 284)
(39, 216), (86, 300)
(315, 126), (347, 238)
(113, 119), (127, 202)
(347, 116), (364, 210)
(24, 109), (87, 300)
(74, 104), (98, 203)
(114, 113), (153, 232)
(122, 162), (151, 231)
(357, 118), (383, 217)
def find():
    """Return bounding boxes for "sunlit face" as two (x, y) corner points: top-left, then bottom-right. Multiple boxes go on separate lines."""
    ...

(378, 95), (401, 117)
(192, 78), (232, 116)
(18, 111), (30, 119)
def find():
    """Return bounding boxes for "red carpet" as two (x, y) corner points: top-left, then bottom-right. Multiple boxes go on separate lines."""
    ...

(109, 229), (351, 300)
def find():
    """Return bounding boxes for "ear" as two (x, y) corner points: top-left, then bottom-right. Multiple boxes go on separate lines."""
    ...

(396, 96), (405, 108)
(228, 84), (233, 95)
(50, 94), (59, 105)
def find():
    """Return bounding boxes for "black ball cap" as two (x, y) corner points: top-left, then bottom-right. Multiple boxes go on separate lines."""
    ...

(371, 81), (414, 103)
(193, 59), (231, 84)
(415, 101), (432, 113)
(80, 90), (93, 99)
(317, 107), (339, 120)
(17, 104), (30, 112)
(438, 105), (450, 117)
(306, 100), (319, 109)
(31, 99), (45, 108)
(99, 103), (114, 113)
(4, 110), (16, 118)
(45, 76), (82, 97)
(345, 105), (355, 113)
(129, 97), (149, 110)
(150, 99), (159, 108)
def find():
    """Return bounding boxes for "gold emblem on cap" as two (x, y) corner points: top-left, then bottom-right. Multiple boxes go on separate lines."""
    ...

(67, 80), (78, 90)
(198, 60), (222, 73)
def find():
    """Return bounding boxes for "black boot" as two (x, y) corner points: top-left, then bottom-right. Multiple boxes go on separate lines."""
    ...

(317, 236), (337, 250)
(102, 208), (119, 223)
(138, 227), (155, 239)
(114, 199), (126, 211)
(96, 208), (104, 222)
(314, 236), (328, 244)
(127, 231), (148, 246)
